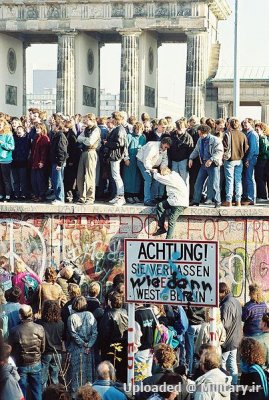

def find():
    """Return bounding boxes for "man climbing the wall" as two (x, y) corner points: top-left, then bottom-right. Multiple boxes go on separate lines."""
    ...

(152, 167), (189, 239)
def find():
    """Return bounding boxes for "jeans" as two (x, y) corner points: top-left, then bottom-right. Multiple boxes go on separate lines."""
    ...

(222, 349), (238, 384)
(137, 160), (157, 203)
(110, 160), (124, 197)
(155, 181), (165, 199)
(172, 159), (189, 186)
(12, 166), (28, 197)
(185, 324), (201, 375)
(134, 349), (153, 380)
(51, 164), (65, 201)
(193, 164), (221, 204)
(42, 353), (62, 388)
(243, 157), (257, 202)
(224, 160), (243, 201)
(18, 362), (42, 400)
(156, 200), (184, 239)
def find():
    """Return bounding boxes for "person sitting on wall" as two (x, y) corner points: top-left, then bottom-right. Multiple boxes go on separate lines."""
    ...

(152, 167), (189, 238)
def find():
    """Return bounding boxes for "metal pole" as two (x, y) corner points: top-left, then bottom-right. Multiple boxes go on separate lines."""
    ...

(127, 303), (135, 388)
(233, 0), (240, 116)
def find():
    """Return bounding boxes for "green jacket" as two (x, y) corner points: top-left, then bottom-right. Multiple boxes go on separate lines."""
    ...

(0, 132), (15, 163)
(258, 135), (269, 160)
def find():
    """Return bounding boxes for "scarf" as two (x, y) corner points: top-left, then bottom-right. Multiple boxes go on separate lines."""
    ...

(240, 360), (268, 397)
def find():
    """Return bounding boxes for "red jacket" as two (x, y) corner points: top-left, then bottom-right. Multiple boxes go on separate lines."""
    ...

(31, 135), (50, 169)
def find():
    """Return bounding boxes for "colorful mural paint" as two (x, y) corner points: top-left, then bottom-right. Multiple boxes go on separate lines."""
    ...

(0, 213), (268, 302)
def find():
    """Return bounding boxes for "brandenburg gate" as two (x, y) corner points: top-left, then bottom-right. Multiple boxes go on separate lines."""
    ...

(0, 0), (231, 118)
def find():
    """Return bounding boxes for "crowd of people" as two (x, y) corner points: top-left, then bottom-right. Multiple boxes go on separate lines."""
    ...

(0, 109), (269, 208)
(0, 255), (269, 400)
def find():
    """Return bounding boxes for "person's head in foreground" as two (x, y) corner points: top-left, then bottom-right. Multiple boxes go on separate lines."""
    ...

(153, 343), (177, 369)
(42, 384), (70, 400)
(96, 361), (116, 382)
(239, 337), (265, 366)
(76, 384), (101, 400)
(154, 372), (182, 400)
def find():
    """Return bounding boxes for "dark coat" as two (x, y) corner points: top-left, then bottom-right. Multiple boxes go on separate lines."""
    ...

(9, 318), (45, 366)
(12, 134), (31, 168)
(66, 129), (81, 167)
(99, 307), (128, 354)
(220, 293), (242, 352)
(50, 131), (68, 167)
(168, 131), (194, 162)
(104, 125), (127, 161)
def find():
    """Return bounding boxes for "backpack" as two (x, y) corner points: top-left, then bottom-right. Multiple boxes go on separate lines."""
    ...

(153, 324), (180, 349)
(0, 269), (12, 292)
(22, 274), (39, 304)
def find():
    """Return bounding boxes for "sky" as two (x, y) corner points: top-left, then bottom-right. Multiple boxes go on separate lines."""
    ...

(26, 0), (269, 118)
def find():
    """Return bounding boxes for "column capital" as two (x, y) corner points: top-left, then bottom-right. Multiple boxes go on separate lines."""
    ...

(117, 28), (142, 37)
(56, 30), (78, 38)
(260, 101), (269, 107)
(218, 100), (230, 106)
(23, 42), (31, 50)
(186, 30), (208, 38)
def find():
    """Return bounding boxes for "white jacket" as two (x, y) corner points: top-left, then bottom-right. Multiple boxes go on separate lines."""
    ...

(153, 171), (189, 207)
(194, 368), (232, 400)
(136, 141), (168, 170)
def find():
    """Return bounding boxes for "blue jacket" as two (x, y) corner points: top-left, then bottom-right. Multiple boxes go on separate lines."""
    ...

(245, 130), (259, 161)
(0, 363), (24, 400)
(0, 133), (15, 164)
(242, 300), (268, 336)
(92, 380), (127, 400)
(190, 134), (224, 166)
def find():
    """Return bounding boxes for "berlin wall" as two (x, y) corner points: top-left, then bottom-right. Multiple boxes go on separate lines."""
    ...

(0, 210), (269, 303)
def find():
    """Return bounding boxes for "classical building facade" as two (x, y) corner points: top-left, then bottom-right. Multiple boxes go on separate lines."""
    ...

(212, 66), (269, 123)
(0, 0), (230, 117)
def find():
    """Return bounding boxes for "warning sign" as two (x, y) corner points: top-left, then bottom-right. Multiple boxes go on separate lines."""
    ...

(125, 239), (219, 306)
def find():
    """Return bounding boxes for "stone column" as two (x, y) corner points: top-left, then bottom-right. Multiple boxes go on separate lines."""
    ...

(56, 32), (77, 115)
(23, 42), (30, 115)
(185, 32), (208, 118)
(119, 29), (141, 118)
(217, 101), (230, 120)
(261, 102), (269, 124)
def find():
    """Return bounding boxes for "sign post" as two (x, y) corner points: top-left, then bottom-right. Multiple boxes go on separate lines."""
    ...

(127, 302), (135, 385)
(125, 239), (219, 386)
(209, 307), (217, 345)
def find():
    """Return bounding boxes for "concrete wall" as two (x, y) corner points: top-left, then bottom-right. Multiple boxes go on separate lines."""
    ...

(75, 33), (99, 115)
(139, 31), (158, 118)
(0, 33), (23, 116)
(1, 210), (268, 303)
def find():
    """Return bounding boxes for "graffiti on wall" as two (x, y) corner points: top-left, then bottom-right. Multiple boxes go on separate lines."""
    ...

(0, 214), (268, 302)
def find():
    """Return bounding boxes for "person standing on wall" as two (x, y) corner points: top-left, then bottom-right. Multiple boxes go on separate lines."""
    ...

(50, 121), (68, 205)
(189, 124), (223, 208)
(76, 113), (100, 205)
(103, 111), (128, 207)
